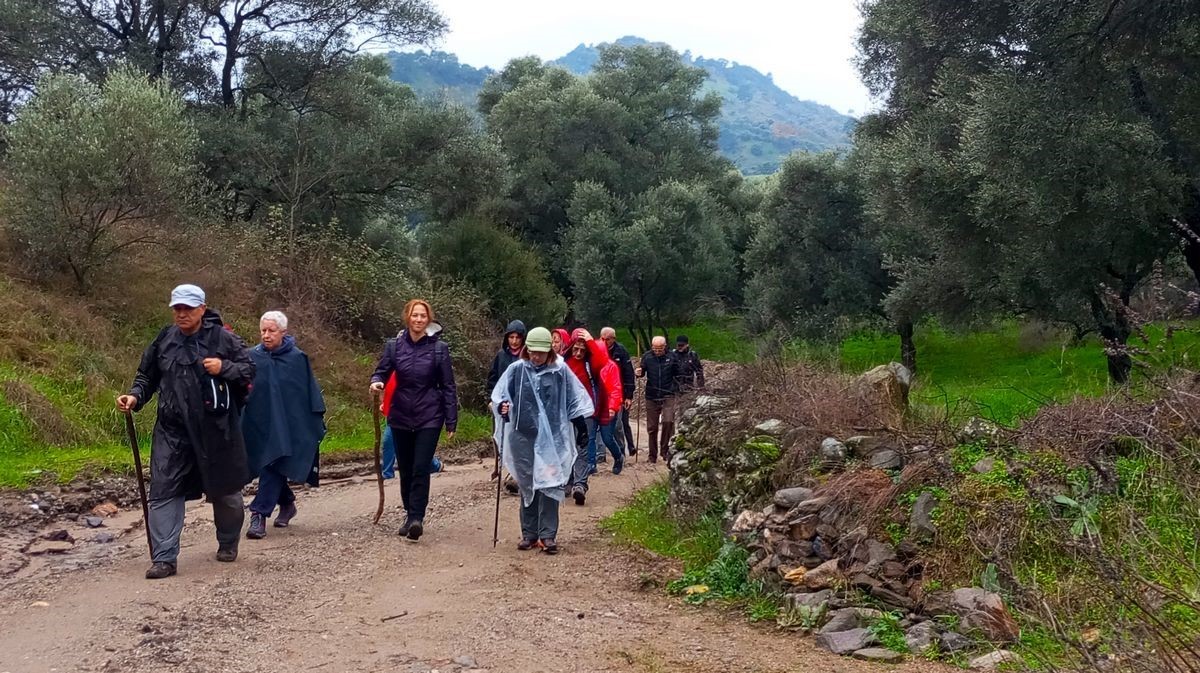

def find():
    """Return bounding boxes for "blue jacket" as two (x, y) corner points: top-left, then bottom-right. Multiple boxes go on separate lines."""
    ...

(242, 336), (327, 484)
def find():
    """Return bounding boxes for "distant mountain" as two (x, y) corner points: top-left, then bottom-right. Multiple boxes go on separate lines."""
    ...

(384, 50), (492, 109)
(384, 37), (855, 175)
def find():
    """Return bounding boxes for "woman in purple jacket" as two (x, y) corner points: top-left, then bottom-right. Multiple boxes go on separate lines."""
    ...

(369, 299), (458, 541)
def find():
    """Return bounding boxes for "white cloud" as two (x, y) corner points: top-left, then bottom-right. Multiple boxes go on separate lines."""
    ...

(425, 0), (872, 115)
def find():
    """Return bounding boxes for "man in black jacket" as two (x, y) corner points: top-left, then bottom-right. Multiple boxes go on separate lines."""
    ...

(116, 284), (255, 580)
(674, 334), (705, 392)
(600, 327), (637, 456)
(635, 336), (679, 464)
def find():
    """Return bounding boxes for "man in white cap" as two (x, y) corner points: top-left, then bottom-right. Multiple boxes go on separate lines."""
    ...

(116, 284), (256, 579)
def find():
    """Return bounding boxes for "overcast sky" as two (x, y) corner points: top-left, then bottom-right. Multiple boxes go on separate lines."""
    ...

(425, 0), (873, 116)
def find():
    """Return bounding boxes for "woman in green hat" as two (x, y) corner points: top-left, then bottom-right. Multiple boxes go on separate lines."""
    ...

(491, 327), (593, 553)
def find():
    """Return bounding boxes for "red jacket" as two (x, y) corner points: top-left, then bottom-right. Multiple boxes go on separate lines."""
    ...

(566, 328), (623, 423)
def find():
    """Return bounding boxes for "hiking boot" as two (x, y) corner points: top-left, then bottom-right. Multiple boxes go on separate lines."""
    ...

(246, 512), (267, 539)
(406, 519), (424, 542)
(145, 561), (176, 580)
(274, 502), (297, 528)
(572, 487), (585, 506)
(216, 546), (238, 562)
(504, 476), (519, 495)
(517, 537), (537, 551)
(397, 517), (413, 537)
(541, 539), (559, 555)
(613, 458), (624, 475)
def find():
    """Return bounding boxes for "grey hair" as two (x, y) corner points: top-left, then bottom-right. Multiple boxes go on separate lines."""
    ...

(260, 310), (288, 331)
(600, 327), (617, 338)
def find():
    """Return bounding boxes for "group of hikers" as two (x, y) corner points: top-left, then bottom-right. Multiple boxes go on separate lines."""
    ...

(116, 284), (703, 579)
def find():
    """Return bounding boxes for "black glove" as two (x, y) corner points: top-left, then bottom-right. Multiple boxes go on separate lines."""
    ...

(571, 416), (588, 449)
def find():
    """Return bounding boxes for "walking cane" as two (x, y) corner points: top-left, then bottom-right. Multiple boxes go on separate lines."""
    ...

(371, 389), (386, 524)
(634, 336), (643, 464)
(493, 412), (508, 548)
(122, 410), (154, 556)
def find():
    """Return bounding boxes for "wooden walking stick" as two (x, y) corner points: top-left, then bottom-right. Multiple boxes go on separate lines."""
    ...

(123, 410), (154, 556)
(372, 389), (386, 524)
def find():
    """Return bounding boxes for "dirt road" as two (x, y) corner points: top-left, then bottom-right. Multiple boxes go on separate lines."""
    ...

(0, 458), (934, 673)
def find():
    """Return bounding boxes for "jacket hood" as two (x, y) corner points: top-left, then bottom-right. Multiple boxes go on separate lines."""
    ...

(552, 328), (571, 354)
(400, 321), (443, 342)
(502, 320), (527, 346)
(201, 308), (225, 327)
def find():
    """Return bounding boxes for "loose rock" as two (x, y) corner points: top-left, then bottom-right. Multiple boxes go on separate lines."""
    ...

(905, 621), (939, 653)
(852, 648), (905, 663)
(773, 487), (815, 510)
(909, 491), (938, 539)
(814, 627), (876, 655)
(970, 650), (1021, 670)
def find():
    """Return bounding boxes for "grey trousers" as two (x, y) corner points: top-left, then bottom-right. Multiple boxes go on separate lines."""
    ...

(519, 488), (562, 540)
(568, 446), (591, 494)
(148, 492), (244, 564)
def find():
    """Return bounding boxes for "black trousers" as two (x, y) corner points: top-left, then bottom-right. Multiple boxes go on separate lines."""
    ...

(391, 426), (441, 521)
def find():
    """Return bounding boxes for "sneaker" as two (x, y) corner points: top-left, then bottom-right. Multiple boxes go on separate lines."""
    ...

(572, 487), (585, 506)
(246, 512), (267, 539)
(517, 537), (537, 551)
(541, 539), (559, 555)
(406, 519), (424, 542)
(274, 502), (297, 528)
(397, 517), (413, 537)
(145, 561), (177, 579)
(216, 546), (238, 562)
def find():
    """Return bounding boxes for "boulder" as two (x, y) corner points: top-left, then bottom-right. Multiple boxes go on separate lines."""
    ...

(856, 363), (911, 426)
(869, 449), (904, 470)
(773, 487), (815, 510)
(972, 457), (998, 474)
(814, 628), (877, 655)
(803, 559), (841, 590)
(820, 438), (847, 463)
(939, 631), (972, 652)
(731, 509), (767, 533)
(845, 435), (902, 459)
(786, 590), (833, 610)
(909, 491), (938, 539)
(852, 648), (906, 663)
(952, 588), (1021, 643)
(959, 417), (1000, 443)
(905, 621), (939, 654)
(969, 650), (1021, 670)
(820, 608), (864, 634)
(776, 540), (814, 562)
(755, 419), (787, 436)
(788, 517), (817, 541)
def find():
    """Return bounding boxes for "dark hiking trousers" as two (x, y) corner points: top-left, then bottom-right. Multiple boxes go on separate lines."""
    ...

(391, 426), (441, 521)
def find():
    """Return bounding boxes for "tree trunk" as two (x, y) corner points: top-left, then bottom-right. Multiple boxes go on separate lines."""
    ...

(1089, 293), (1133, 384)
(898, 320), (917, 373)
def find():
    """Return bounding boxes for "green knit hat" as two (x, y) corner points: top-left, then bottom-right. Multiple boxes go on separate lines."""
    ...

(526, 326), (553, 352)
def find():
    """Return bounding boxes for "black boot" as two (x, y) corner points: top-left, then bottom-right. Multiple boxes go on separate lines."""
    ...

(648, 432), (659, 463)
(406, 518), (424, 541)
(397, 516), (413, 537)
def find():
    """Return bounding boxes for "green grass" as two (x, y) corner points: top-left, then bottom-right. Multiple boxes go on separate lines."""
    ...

(603, 480), (781, 620)
(839, 322), (1200, 424)
(617, 320), (757, 363)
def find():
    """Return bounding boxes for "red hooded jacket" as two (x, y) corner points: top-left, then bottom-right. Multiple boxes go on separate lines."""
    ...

(565, 328), (623, 423)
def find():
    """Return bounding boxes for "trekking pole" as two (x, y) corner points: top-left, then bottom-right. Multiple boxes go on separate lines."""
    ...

(634, 335), (643, 463)
(123, 410), (154, 557)
(371, 390), (385, 524)
(493, 411), (509, 548)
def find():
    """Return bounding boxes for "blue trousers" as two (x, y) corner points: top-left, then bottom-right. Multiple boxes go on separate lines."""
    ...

(586, 417), (624, 472)
(249, 463), (296, 516)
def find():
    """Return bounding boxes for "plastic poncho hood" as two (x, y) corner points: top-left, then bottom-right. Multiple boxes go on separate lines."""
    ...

(491, 358), (593, 506)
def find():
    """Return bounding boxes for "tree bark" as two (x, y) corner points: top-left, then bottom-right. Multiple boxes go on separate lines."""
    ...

(1089, 293), (1133, 384)
(898, 320), (917, 373)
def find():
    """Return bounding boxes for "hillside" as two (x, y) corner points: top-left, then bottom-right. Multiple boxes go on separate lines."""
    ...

(384, 37), (855, 174)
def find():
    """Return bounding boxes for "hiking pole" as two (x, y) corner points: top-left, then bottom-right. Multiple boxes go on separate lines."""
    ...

(634, 336), (643, 463)
(122, 410), (153, 557)
(371, 389), (385, 524)
(493, 412), (508, 548)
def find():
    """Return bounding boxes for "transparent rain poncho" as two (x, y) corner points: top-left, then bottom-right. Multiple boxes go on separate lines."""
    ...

(491, 358), (594, 506)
